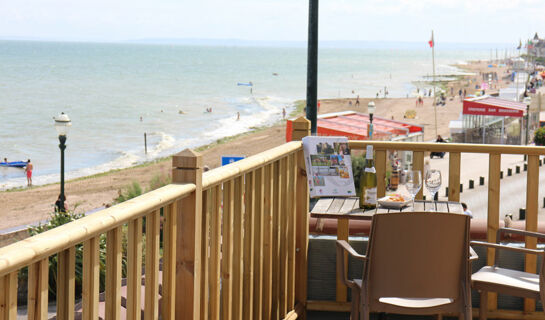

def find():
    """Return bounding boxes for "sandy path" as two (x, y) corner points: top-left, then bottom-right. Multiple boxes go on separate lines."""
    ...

(0, 61), (507, 230)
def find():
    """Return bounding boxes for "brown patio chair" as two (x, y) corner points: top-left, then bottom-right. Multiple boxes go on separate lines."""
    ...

(471, 228), (545, 320)
(336, 211), (474, 320)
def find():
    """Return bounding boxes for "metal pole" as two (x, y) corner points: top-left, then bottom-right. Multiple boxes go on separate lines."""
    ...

(59, 135), (66, 212)
(526, 105), (530, 145)
(369, 113), (374, 140)
(306, 0), (319, 134)
(144, 132), (147, 154)
(431, 30), (438, 138)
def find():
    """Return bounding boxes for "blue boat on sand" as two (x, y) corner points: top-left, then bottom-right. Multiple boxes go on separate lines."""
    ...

(0, 161), (27, 168)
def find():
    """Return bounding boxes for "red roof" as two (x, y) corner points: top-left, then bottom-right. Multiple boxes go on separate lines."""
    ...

(286, 111), (424, 141)
(463, 97), (527, 118)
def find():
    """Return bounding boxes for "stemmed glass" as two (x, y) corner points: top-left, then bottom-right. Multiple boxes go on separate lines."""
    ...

(405, 170), (422, 208)
(425, 169), (442, 211)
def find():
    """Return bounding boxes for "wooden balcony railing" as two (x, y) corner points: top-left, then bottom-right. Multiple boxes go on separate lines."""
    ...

(0, 117), (311, 320)
(1, 115), (545, 319)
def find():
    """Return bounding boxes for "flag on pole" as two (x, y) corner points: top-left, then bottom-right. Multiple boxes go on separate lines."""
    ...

(428, 32), (434, 48)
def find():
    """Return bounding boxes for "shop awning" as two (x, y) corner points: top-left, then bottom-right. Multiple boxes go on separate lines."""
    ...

(286, 111), (424, 141)
(463, 96), (527, 118)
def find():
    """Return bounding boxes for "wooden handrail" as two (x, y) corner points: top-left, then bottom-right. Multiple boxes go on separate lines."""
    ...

(349, 141), (545, 155)
(0, 182), (195, 276)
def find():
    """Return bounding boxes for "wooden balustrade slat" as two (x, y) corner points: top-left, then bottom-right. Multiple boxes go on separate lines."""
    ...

(162, 201), (177, 320)
(525, 155), (539, 312)
(413, 151), (425, 200)
(127, 217), (143, 320)
(106, 227), (122, 320)
(56, 247), (75, 320)
(221, 179), (235, 320)
(145, 210), (160, 319)
(200, 190), (211, 320)
(28, 258), (48, 320)
(253, 167), (265, 320)
(232, 176), (244, 320)
(0, 272), (17, 320)
(287, 153), (297, 310)
(262, 164), (274, 320)
(209, 185), (222, 320)
(448, 152), (461, 202)
(83, 237), (100, 320)
(243, 171), (256, 320)
(272, 161), (281, 319)
(280, 157), (289, 316)
(295, 149), (309, 320)
(487, 153), (501, 311)
(375, 149), (387, 199)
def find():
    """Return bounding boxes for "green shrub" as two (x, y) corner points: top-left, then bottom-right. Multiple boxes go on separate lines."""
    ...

(26, 208), (106, 300)
(116, 181), (143, 203)
(534, 127), (545, 146)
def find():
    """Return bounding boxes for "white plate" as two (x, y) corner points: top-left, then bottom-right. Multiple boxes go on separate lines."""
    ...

(377, 196), (411, 209)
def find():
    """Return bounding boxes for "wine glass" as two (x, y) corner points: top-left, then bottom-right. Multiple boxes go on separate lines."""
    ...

(425, 169), (442, 211)
(405, 170), (422, 208)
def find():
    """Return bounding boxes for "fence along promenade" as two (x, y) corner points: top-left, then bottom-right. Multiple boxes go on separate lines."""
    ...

(0, 115), (545, 319)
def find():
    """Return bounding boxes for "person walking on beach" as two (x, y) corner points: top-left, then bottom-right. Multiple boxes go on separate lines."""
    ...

(25, 159), (33, 187)
(236, 112), (240, 121)
(355, 95), (360, 106)
(282, 107), (286, 119)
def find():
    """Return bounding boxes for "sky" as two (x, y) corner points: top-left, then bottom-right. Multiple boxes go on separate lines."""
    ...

(0, 0), (543, 45)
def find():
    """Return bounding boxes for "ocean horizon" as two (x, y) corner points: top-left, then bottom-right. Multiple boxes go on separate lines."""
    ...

(0, 40), (494, 190)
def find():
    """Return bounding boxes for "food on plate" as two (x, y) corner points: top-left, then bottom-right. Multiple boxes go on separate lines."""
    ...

(384, 194), (407, 202)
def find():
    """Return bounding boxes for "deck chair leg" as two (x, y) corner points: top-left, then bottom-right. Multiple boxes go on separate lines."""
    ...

(350, 287), (360, 320)
(479, 290), (487, 320)
(360, 303), (370, 320)
(436, 314), (443, 320)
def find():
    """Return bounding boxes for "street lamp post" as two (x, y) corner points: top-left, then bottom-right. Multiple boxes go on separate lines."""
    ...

(54, 112), (71, 212)
(368, 101), (376, 140)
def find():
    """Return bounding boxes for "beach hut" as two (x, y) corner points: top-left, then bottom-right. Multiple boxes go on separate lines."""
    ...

(462, 96), (533, 145)
(285, 111), (424, 142)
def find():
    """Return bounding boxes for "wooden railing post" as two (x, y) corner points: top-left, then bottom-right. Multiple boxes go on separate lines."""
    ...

(292, 118), (309, 319)
(291, 117), (311, 141)
(487, 153), (501, 311)
(173, 149), (203, 320)
(525, 154), (539, 312)
(448, 152), (461, 202)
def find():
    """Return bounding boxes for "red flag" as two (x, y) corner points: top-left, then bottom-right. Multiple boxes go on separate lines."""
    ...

(428, 32), (434, 48)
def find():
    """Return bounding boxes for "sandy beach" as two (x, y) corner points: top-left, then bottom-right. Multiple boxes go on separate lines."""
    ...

(0, 60), (509, 231)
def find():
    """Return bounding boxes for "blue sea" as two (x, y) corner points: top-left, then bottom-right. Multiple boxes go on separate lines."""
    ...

(0, 40), (496, 190)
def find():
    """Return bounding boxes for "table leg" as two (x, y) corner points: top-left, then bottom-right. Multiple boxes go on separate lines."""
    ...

(336, 219), (349, 302)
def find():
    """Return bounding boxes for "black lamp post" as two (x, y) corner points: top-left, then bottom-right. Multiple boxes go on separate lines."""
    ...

(368, 101), (376, 139)
(54, 112), (71, 212)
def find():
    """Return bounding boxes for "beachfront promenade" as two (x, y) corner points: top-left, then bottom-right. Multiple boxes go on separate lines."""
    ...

(430, 152), (545, 220)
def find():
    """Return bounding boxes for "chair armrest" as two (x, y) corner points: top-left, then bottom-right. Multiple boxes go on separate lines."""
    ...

(469, 246), (479, 261)
(336, 240), (367, 261)
(470, 241), (545, 256)
(336, 240), (366, 289)
(498, 228), (545, 242)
